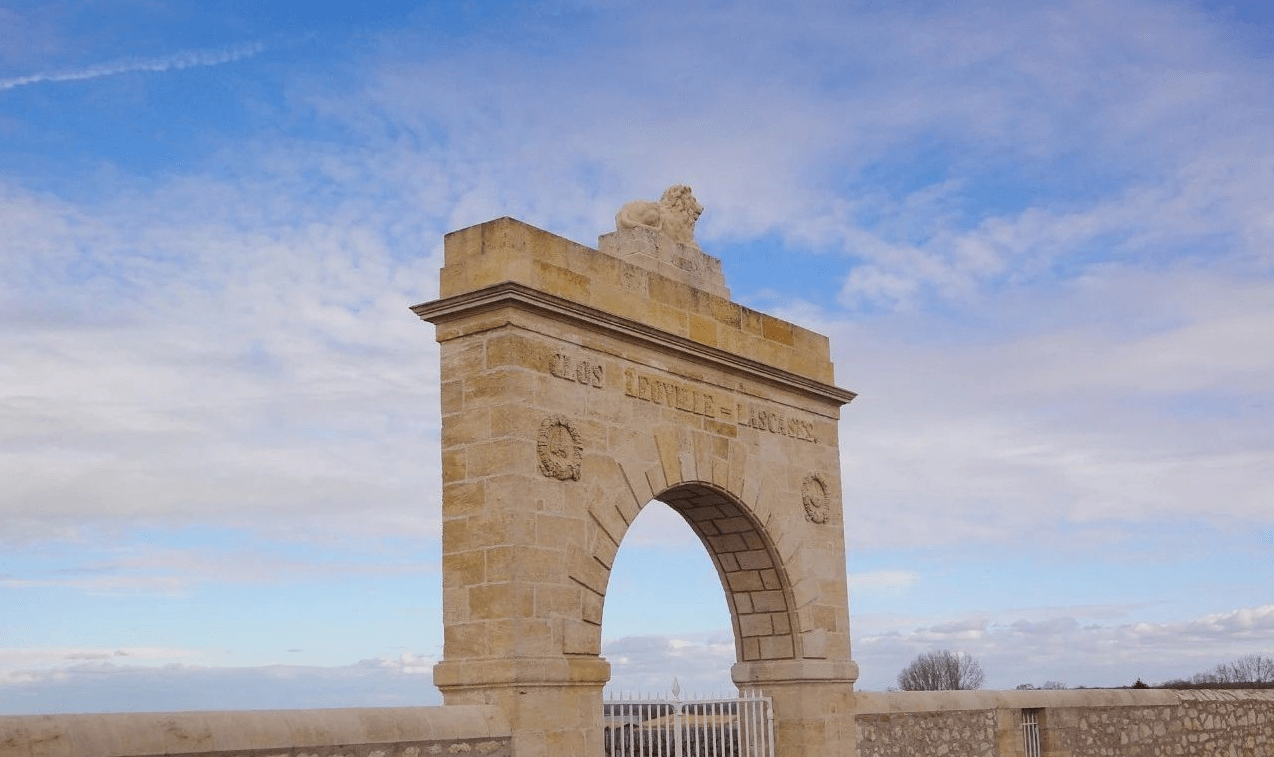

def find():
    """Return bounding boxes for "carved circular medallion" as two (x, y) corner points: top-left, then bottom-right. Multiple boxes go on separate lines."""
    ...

(537, 415), (583, 481)
(801, 474), (831, 524)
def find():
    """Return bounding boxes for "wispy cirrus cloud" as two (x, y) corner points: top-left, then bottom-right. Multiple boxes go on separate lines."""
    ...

(0, 42), (265, 92)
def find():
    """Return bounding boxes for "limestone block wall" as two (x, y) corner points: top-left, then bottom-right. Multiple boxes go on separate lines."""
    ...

(856, 707), (998, 757)
(855, 689), (1274, 757)
(0, 706), (510, 757)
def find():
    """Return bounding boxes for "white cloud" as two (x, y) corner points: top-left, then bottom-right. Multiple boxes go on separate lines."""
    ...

(854, 603), (1274, 690)
(830, 263), (1274, 549)
(295, 0), (1274, 319)
(621, 500), (710, 550)
(0, 658), (441, 714)
(604, 634), (738, 696)
(0, 42), (266, 91)
(2, 601), (1268, 712)
(851, 570), (919, 593)
(0, 169), (447, 545)
(0, 646), (204, 682)
(0, 543), (436, 595)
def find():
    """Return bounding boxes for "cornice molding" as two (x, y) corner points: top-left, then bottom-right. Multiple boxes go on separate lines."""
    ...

(411, 282), (857, 407)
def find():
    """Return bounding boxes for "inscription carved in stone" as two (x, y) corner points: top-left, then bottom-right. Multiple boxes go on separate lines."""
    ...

(621, 368), (819, 442)
(550, 352), (604, 389)
(537, 415), (583, 481)
(802, 473), (831, 524)
(624, 368), (725, 418)
(740, 403), (818, 443)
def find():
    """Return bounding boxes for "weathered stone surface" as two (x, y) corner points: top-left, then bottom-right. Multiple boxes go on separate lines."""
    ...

(413, 215), (859, 756)
(854, 689), (1274, 757)
(614, 184), (704, 250)
(0, 707), (510, 757)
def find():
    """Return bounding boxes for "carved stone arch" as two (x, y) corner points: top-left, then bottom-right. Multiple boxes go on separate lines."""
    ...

(415, 215), (859, 756)
(567, 475), (806, 669)
(656, 481), (802, 662)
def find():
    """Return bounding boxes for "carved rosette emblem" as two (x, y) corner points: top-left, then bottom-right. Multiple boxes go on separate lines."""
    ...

(802, 474), (831, 524)
(537, 415), (583, 481)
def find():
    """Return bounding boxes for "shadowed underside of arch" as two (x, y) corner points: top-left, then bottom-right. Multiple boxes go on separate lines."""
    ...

(656, 483), (800, 663)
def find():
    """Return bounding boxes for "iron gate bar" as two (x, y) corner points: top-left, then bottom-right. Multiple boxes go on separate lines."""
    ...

(603, 690), (774, 757)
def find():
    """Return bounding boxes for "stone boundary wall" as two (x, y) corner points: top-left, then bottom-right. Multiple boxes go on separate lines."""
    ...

(855, 689), (1274, 757)
(0, 705), (510, 757)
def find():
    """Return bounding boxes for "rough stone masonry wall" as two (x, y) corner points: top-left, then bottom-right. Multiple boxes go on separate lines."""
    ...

(855, 690), (1274, 757)
(856, 707), (998, 757)
(0, 706), (510, 757)
(1046, 690), (1274, 756)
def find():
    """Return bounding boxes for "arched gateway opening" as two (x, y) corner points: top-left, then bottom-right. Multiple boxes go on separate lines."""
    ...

(413, 201), (859, 756)
(652, 483), (799, 665)
(602, 497), (735, 690)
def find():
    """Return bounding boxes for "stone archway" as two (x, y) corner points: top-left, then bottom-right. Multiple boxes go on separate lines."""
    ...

(414, 206), (858, 757)
(655, 482), (802, 664)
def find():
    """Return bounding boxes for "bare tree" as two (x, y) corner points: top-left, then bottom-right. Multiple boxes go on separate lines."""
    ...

(1016, 680), (1067, 690)
(897, 650), (985, 691)
(1226, 654), (1274, 683)
(1192, 654), (1274, 685)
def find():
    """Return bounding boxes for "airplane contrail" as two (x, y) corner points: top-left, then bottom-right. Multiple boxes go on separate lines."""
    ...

(0, 42), (266, 92)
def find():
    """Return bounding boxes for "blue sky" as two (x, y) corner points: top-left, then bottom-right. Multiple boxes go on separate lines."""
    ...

(2, 0), (1273, 713)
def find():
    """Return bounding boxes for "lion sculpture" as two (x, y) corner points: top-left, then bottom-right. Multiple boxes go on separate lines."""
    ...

(615, 184), (704, 249)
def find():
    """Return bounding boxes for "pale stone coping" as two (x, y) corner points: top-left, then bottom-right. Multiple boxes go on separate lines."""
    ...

(0, 705), (508, 757)
(854, 689), (1181, 715)
(1175, 689), (1274, 702)
(732, 659), (860, 686)
(411, 281), (857, 408)
(433, 656), (612, 689)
